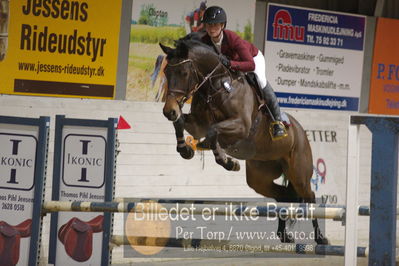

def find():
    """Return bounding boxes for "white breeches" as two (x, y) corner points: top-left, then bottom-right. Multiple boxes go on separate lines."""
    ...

(253, 50), (267, 88)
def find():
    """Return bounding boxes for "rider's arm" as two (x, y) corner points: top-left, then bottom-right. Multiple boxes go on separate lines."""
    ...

(225, 30), (256, 72)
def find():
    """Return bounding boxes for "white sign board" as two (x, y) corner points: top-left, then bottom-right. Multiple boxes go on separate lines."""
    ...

(265, 4), (366, 111)
(0, 124), (39, 266)
(55, 126), (108, 265)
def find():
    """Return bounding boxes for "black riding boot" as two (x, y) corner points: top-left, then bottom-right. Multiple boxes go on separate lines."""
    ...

(260, 82), (287, 140)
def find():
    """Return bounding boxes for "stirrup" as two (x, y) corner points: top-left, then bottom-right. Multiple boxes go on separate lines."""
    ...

(269, 121), (288, 141)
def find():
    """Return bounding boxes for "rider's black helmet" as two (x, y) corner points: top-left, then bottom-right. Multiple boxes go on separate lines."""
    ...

(202, 6), (227, 25)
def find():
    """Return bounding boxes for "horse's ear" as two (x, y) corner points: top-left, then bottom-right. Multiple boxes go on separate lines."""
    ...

(159, 43), (173, 55)
(175, 41), (189, 58)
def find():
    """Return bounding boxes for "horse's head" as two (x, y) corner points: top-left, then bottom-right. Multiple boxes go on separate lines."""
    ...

(159, 38), (219, 121)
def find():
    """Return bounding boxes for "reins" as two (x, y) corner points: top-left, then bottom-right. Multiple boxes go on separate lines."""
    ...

(165, 58), (225, 108)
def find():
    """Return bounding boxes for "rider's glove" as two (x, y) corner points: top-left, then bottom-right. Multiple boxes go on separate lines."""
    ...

(218, 54), (231, 68)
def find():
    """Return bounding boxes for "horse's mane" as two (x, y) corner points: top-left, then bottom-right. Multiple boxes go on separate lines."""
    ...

(166, 34), (216, 60)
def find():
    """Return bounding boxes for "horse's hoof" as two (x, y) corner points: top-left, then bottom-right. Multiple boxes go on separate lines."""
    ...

(177, 146), (194, 160)
(279, 234), (295, 243)
(315, 236), (329, 245)
(226, 158), (240, 171)
(278, 230), (295, 243)
(232, 161), (240, 171)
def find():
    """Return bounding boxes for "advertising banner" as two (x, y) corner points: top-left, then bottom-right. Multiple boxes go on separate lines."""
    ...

(265, 3), (366, 111)
(368, 18), (399, 115)
(48, 116), (117, 266)
(0, 116), (49, 266)
(128, 0), (256, 101)
(0, 0), (122, 99)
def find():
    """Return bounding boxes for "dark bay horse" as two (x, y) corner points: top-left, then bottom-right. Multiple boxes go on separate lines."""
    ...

(159, 38), (328, 245)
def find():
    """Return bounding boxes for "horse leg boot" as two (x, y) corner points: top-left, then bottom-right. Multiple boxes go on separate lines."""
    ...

(173, 116), (194, 159)
(260, 82), (287, 140)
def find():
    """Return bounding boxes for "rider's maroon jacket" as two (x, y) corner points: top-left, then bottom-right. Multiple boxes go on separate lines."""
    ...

(201, 29), (258, 72)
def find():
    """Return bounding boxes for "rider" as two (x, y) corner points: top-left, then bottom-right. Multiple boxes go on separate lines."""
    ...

(200, 6), (287, 140)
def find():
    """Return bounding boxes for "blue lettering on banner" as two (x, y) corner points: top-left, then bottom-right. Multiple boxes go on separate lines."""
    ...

(267, 4), (365, 51)
(383, 84), (399, 93)
(376, 63), (399, 81)
(276, 92), (358, 111)
(386, 99), (399, 109)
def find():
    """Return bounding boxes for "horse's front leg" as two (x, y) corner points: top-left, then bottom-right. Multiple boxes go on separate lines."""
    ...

(206, 119), (247, 171)
(173, 116), (194, 160)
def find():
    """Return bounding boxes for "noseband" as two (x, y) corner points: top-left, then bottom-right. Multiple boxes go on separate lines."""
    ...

(165, 58), (222, 108)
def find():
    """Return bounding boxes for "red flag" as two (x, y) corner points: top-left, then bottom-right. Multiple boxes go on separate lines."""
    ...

(117, 115), (131, 130)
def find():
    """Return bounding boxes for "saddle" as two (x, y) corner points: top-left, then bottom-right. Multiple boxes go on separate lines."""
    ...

(58, 215), (103, 262)
(0, 219), (32, 265)
(245, 72), (263, 99)
(245, 72), (291, 126)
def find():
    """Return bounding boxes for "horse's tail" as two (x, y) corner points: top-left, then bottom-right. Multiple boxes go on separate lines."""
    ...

(150, 54), (165, 87)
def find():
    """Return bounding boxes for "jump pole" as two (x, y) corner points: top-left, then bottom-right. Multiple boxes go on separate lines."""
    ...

(42, 200), (345, 220)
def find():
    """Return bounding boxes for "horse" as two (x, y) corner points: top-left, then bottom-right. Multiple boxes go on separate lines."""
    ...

(159, 37), (328, 245)
(151, 33), (206, 102)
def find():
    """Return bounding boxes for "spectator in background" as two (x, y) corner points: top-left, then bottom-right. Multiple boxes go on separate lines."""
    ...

(185, 1), (207, 34)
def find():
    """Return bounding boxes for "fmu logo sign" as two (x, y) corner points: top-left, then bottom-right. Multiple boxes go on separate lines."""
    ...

(0, 133), (37, 190)
(272, 9), (305, 42)
(267, 4), (365, 50)
(62, 134), (106, 188)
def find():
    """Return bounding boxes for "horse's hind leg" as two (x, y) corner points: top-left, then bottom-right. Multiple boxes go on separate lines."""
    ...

(283, 143), (329, 245)
(268, 182), (303, 243)
(300, 188), (329, 245)
(297, 189), (329, 245)
(296, 187), (329, 244)
(246, 160), (298, 243)
(274, 182), (303, 243)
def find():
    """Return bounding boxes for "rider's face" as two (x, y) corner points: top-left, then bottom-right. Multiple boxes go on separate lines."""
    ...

(205, 23), (224, 39)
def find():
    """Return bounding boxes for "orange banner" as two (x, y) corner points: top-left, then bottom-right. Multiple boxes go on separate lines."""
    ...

(369, 18), (399, 114)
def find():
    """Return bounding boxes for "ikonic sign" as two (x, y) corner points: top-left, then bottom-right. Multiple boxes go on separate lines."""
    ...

(0, 133), (37, 190)
(49, 117), (115, 266)
(62, 134), (106, 188)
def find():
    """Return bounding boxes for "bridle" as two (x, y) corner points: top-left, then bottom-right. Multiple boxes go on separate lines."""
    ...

(165, 58), (222, 108)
